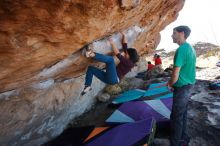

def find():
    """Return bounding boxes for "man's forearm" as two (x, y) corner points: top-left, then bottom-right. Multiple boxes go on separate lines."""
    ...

(168, 66), (180, 87)
(169, 73), (178, 86)
(121, 33), (127, 44)
(108, 39), (120, 55)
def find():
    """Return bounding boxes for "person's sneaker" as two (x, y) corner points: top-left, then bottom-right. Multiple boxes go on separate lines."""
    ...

(81, 86), (92, 95)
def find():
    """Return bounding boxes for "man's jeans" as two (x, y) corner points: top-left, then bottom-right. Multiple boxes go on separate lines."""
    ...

(170, 84), (193, 146)
(85, 53), (119, 86)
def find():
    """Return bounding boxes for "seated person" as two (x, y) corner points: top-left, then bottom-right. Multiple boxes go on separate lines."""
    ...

(154, 54), (162, 65)
(147, 61), (154, 71)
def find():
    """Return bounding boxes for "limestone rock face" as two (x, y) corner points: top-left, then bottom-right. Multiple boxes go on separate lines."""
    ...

(120, 0), (142, 10)
(0, 0), (184, 92)
(0, 0), (184, 145)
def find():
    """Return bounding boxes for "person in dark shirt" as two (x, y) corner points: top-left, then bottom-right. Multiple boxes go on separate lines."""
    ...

(81, 32), (139, 95)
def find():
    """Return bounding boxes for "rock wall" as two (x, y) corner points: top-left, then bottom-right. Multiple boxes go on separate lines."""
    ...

(0, 0), (185, 145)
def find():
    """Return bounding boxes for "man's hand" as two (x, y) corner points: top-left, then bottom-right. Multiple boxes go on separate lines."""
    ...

(167, 66), (180, 91)
(167, 81), (174, 91)
(167, 81), (172, 88)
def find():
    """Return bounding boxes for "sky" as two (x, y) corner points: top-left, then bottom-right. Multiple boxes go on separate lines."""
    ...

(158, 0), (220, 52)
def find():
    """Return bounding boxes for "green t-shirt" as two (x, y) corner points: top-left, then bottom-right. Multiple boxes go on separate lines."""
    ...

(173, 42), (196, 87)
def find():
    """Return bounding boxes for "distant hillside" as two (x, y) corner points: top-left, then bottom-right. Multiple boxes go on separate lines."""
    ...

(148, 42), (220, 70)
(164, 42), (220, 58)
(193, 42), (220, 58)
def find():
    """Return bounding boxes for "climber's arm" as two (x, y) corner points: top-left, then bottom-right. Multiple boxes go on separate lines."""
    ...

(109, 39), (120, 55)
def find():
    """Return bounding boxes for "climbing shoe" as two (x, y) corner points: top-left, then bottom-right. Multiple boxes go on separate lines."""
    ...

(81, 86), (92, 96)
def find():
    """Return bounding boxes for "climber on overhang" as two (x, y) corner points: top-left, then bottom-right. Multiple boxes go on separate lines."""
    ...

(81, 32), (139, 95)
